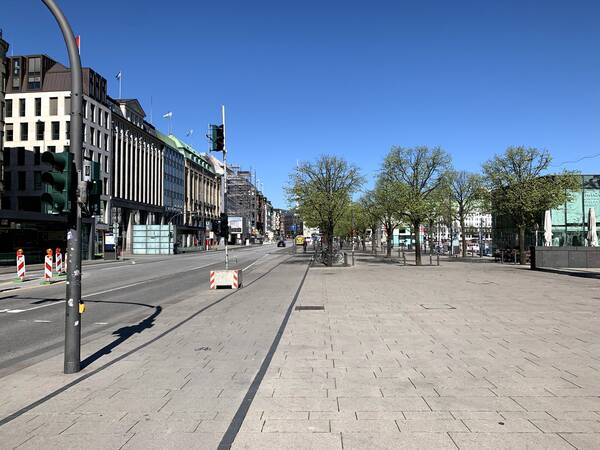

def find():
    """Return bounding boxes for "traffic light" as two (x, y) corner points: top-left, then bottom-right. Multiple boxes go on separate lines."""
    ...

(209, 124), (224, 152)
(88, 160), (102, 215)
(220, 212), (229, 238)
(41, 151), (74, 214)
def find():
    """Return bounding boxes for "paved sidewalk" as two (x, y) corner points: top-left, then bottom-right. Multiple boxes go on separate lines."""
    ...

(234, 256), (600, 449)
(1, 253), (599, 449)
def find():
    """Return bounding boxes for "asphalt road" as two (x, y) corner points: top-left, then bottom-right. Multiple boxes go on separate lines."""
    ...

(0, 244), (289, 378)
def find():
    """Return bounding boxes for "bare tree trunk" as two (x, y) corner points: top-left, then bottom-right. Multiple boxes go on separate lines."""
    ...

(460, 215), (467, 258)
(518, 225), (526, 265)
(414, 221), (422, 266)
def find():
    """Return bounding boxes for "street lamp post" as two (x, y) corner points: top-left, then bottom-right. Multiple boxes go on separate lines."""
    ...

(41, 0), (84, 374)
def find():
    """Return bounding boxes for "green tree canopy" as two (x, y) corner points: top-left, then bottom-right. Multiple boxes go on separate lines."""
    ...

(287, 155), (363, 265)
(482, 146), (580, 264)
(382, 146), (451, 265)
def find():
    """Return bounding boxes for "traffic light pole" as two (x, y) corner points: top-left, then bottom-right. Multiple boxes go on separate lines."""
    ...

(42, 0), (84, 374)
(222, 105), (229, 270)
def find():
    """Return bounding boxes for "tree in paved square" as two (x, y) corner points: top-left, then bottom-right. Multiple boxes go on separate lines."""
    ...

(287, 155), (364, 266)
(482, 146), (580, 265)
(447, 170), (487, 257)
(382, 146), (451, 265)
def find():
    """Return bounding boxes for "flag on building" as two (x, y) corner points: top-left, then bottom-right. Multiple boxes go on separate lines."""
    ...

(163, 112), (173, 119)
(115, 71), (122, 80)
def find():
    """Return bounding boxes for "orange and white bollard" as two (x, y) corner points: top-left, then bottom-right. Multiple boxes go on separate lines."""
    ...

(16, 249), (26, 282)
(44, 248), (53, 283)
(55, 248), (63, 274)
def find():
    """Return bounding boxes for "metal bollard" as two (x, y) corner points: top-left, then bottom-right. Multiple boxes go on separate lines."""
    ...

(500, 249), (504, 264)
(344, 252), (349, 266)
(437, 253), (440, 266)
(429, 253), (433, 265)
(352, 251), (355, 266)
(403, 253), (407, 266)
(514, 252), (517, 264)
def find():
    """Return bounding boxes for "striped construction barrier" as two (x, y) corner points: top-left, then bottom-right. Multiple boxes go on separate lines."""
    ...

(55, 248), (63, 274)
(209, 270), (242, 289)
(16, 249), (26, 282)
(43, 249), (53, 283)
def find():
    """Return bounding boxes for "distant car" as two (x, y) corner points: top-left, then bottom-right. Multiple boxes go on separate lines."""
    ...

(277, 240), (286, 247)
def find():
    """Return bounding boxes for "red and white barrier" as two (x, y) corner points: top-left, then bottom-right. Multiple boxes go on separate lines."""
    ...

(44, 249), (53, 283)
(209, 270), (243, 289)
(55, 248), (63, 274)
(16, 249), (26, 281)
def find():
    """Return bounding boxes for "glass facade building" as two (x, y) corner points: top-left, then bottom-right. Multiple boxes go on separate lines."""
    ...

(548, 175), (600, 247)
(492, 175), (600, 250)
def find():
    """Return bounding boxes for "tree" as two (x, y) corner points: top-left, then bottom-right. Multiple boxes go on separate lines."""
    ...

(287, 155), (364, 265)
(370, 177), (409, 257)
(382, 146), (451, 265)
(359, 195), (383, 254)
(482, 146), (580, 264)
(448, 170), (486, 257)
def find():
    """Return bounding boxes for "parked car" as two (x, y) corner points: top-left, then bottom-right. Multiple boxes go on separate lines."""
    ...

(277, 240), (286, 247)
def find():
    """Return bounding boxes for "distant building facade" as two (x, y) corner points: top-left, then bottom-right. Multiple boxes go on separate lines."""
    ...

(109, 98), (164, 254)
(0, 33), (9, 202)
(1, 54), (110, 259)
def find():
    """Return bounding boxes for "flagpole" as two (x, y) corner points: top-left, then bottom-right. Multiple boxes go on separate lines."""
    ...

(119, 72), (122, 98)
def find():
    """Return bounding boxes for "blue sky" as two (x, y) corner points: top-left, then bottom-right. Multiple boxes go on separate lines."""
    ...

(3, 0), (600, 207)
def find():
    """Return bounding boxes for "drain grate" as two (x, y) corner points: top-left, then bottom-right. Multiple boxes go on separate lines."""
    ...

(295, 305), (325, 311)
(420, 304), (456, 310)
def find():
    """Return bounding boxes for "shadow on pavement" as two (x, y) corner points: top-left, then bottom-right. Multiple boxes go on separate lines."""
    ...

(80, 302), (162, 369)
(533, 267), (600, 280)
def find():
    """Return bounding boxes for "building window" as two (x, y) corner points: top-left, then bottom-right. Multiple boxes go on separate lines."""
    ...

(12, 59), (21, 89)
(47, 146), (56, 153)
(49, 97), (58, 115)
(64, 97), (71, 115)
(17, 147), (25, 165)
(6, 123), (13, 141)
(4, 171), (11, 191)
(27, 57), (42, 89)
(36, 121), (45, 140)
(90, 104), (95, 123)
(51, 121), (60, 140)
(83, 99), (87, 119)
(5, 99), (12, 118)
(66, 121), (70, 140)
(64, 145), (70, 152)
(20, 123), (28, 140)
(103, 134), (108, 152)
(19, 98), (26, 117)
(35, 98), (42, 116)
(104, 112), (109, 129)
(18, 171), (26, 191)
(34, 171), (42, 190)
(34, 146), (41, 165)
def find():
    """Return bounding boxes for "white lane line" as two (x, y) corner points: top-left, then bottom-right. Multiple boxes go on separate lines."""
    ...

(94, 322), (108, 325)
(6, 309), (26, 313)
(5, 301), (65, 314)
(33, 319), (52, 323)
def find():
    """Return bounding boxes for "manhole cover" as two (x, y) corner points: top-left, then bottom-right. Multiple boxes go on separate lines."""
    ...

(420, 304), (456, 310)
(295, 305), (325, 311)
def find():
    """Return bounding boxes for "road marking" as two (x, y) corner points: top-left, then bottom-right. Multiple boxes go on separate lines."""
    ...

(6, 309), (26, 313)
(33, 319), (52, 323)
(94, 322), (108, 325)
